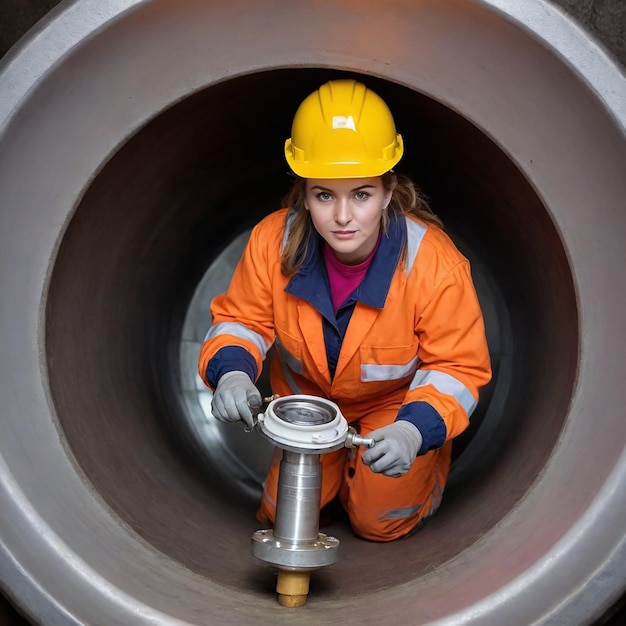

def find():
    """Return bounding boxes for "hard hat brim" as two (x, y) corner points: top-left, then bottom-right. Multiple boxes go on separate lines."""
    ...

(284, 135), (404, 179)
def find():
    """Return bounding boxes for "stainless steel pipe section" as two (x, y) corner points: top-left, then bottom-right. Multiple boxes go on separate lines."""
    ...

(0, 1), (625, 625)
(251, 449), (340, 572)
(274, 452), (323, 544)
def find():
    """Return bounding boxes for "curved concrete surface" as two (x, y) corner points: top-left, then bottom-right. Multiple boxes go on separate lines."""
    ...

(0, 1), (625, 624)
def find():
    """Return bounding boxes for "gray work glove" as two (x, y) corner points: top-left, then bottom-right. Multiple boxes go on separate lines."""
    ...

(211, 371), (262, 429)
(361, 421), (423, 477)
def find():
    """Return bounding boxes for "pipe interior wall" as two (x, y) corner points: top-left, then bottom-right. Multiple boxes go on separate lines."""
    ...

(0, 1), (625, 625)
(44, 68), (576, 591)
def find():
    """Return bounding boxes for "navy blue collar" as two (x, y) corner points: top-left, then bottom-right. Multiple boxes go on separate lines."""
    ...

(285, 209), (406, 318)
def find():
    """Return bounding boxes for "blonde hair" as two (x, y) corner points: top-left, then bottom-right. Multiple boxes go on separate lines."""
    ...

(279, 173), (442, 276)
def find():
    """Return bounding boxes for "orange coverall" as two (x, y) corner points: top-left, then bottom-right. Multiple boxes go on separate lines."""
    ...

(199, 207), (491, 540)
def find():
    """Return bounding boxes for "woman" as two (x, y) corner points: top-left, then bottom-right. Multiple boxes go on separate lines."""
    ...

(198, 79), (491, 541)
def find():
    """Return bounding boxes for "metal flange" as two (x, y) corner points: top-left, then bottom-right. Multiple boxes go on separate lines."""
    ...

(257, 395), (349, 453)
(250, 529), (340, 570)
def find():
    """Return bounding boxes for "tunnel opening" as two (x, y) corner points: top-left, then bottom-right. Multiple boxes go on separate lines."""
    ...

(45, 68), (578, 599)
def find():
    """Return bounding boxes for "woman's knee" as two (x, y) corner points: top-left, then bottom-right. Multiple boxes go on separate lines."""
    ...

(346, 503), (425, 542)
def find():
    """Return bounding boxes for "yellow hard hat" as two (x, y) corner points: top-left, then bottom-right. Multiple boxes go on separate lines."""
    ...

(284, 79), (404, 179)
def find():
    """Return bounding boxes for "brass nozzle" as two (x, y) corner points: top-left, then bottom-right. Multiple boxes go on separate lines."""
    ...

(276, 570), (310, 607)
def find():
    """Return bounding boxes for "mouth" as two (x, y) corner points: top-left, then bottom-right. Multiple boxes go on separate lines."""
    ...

(332, 230), (357, 238)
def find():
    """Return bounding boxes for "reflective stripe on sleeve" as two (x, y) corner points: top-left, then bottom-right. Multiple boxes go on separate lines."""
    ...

(204, 322), (269, 358)
(409, 369), (477, 416)
(361, 356), (419, 382)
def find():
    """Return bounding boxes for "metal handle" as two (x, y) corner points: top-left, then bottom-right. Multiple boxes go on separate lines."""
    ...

(344, 426), (375, 449)
(244, 395), (280, 433)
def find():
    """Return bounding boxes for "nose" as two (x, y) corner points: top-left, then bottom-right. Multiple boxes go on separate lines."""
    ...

(334, 198), (352, 225)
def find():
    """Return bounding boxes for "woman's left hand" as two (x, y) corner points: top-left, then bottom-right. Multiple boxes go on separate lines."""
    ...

(361, 421), (423, 477)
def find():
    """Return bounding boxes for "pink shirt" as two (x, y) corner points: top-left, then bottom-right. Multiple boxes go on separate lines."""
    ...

(323, 236), (381, 314)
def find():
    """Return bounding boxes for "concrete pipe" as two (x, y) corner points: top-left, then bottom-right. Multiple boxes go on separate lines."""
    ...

(0, 1), (625, 624)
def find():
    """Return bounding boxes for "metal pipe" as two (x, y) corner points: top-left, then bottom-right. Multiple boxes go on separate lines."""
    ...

(274, 452), (322, 544)
(250, 396), (351, 607)
(265, 450), (323, 607)
(0, 1), (625, 625)
(273, 451), (322, 607)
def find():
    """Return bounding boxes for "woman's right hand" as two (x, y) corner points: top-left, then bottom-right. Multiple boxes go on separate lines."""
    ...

(211, 371), (262, 429)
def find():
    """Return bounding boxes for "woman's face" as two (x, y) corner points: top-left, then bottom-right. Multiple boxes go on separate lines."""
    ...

(304, 177), (392, 265)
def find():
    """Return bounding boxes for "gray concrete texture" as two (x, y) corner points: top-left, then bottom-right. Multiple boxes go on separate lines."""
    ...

(553, 0), (626, 65)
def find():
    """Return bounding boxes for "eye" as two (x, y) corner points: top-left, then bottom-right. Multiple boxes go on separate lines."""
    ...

(316, 191), (332, 202)
(354, 190), (371, 201)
